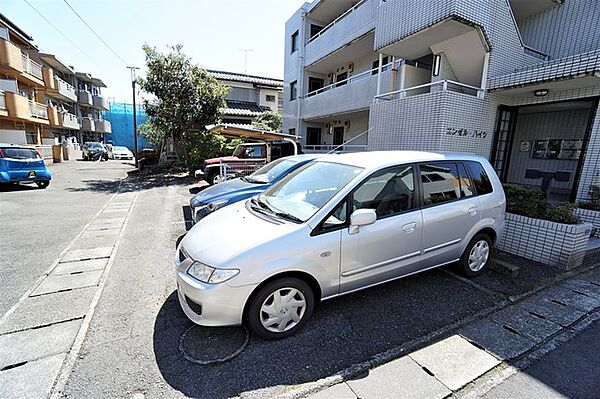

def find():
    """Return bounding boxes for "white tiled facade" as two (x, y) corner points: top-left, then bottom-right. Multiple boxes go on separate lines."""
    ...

(284, 0), (600, 201)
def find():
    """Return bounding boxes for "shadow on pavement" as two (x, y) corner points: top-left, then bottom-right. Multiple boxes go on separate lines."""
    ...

(153, 269), (498, 399)
(0, 182), (40, 192)
(66, 173), (195, 194)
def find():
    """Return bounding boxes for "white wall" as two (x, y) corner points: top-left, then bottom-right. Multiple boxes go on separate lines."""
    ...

(0, 129), (27, 145)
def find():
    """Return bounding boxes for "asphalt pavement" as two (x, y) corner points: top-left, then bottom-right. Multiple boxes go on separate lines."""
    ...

(0, 159), (133, 317)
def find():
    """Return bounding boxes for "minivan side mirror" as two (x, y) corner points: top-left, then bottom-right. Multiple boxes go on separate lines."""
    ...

(349, 208), (376, 235)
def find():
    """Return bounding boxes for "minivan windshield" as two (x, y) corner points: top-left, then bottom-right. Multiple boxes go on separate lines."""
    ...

(244, 157), (302, 184)
(259, 161), (362, 222)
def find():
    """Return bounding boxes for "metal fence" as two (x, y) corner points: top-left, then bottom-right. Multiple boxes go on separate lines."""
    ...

(216, 159), (266, 184)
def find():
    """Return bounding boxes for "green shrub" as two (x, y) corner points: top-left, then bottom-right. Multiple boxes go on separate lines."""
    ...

(578, 201), (600, 211)
(503, 183), (580, 224)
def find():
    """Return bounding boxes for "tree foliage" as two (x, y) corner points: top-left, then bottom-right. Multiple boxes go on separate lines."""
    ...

(138, 44), (229, 169)
(252, 110), (282, 132)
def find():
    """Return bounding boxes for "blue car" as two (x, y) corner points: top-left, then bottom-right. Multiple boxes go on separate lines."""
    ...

(0, 143), (52, 189)
(190, 154), (320, 223)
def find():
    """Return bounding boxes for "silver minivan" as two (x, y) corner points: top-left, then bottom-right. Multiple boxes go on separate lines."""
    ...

(176, 151), (505, 339)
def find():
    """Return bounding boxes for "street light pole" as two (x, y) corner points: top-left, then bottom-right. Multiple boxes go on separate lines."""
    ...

(127, 66), (140, 169)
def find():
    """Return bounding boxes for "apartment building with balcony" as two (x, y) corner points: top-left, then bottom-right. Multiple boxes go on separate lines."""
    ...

(0, 13), (49, 145)
(208, 70), (283, 125)
(284, 0), (600, 202)
(75, 71), (111, 142)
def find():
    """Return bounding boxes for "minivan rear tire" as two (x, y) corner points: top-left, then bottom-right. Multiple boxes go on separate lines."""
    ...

(246, 277), (314, 340)
(456, 233), (492, 277)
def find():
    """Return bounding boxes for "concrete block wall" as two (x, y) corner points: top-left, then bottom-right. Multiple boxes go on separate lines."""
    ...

(576, 208), (600, 238)
(498, 212), (592, 270)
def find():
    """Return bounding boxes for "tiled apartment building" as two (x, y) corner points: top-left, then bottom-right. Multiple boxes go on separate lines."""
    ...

(209, 70), (283, 125)
(283, 0), (600, 202)
(0, 13), (111, 147)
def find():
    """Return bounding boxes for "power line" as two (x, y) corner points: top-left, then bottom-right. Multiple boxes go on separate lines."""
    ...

(62, 0), (128, 65)
(22, 0), (98, 67)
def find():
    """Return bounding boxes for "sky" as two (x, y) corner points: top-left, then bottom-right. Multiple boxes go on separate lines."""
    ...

(2, 0), (307, 101)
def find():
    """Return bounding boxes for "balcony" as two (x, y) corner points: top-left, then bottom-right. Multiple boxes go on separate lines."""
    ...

(21, 54), (44, 84)
(92, 95), (109, 110)
(54, 77), (77, 102)
(0, 39), (45, 87)
(29, 99), (49, 121)
(0, 38), (23, 73)
(62, 113), (80, 130)
(94, 119), (112, 134)
(303, 64), (399, 120)
(80, 117), (95, 132)
(4, 91), (30, 120)
(78, 91), (93, 106)
(305, 0), (377, 66)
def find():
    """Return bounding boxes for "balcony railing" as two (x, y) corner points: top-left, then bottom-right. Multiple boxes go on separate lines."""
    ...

(21, 54), (43, 80)
(62, 113), (80, 130)
(305, 0), (376, 66)
(92, 95), (108, 110)
(55, 77), (77, 101)
(80, 117), (95, 131)
(0, 90), (6, 111)
(94, 119), (112, 133)
(374, 79), (484, 101)
(78, 91), (93, 106)
(28, 100), (48, 120)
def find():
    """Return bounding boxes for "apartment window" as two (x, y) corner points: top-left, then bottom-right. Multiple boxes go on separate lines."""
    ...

(306, 127), (322, 147)
(308, 77), (324, 95)
(371, 56), (389, 75)
(266, 94), (276, 102)
(25, 131), (37, 144)
(289, 128), (296, 136)
(290, 81), (297, 100)
(291, 30), (299, 53)
(335, 72), (348, 87)
(310, 24), (324, 38)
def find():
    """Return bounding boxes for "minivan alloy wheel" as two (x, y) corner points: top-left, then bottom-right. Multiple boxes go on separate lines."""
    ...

(260, 287), (306, 333)
(468, 240), (490, 272)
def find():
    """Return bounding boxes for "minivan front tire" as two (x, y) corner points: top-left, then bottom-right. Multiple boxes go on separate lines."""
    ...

(457, 233), (492, 277)
(246, 277), (314, 340)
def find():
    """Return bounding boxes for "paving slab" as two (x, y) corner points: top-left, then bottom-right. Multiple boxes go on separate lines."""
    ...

(409, 334), (500, 391)
(545, 285), (600, 312)
(30, 270), (103, 296)
(0, 287), (94, 334)
(70, 234), (119, 250)
(308, 383), (357, 399)
(60, 246), (113, 262)
(79, 228), (121, 238)
(0, 319), (81, 369)
(88, 220), (124, 230)
(460, 319), (536, 360)
(52, 258), (108, 275)
(490, 307), (562, 342)
(0, 353), (66, 399)
(516, 296), (586, 327)
(561, 278), (600, 300)
(347, 356), (451, 398)
(92, 216), (126, 224)
(86, 224), (123, 232)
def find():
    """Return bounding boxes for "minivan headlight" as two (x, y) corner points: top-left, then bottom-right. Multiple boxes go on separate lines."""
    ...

(187, 262), (239, 284)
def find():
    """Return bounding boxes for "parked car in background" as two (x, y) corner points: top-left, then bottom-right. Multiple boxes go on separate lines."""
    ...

(176, 151), (505, 339)
(197, 141), (302, 185)
(82, 142), (108, 161)
(110, 146), (134, 160)
(189, 154), (320, 223)
(0, 143), (52, 188)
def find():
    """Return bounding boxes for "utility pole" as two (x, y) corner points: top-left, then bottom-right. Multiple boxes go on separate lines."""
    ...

(127, 66), (140, 169)
(238, 49), (254, 73)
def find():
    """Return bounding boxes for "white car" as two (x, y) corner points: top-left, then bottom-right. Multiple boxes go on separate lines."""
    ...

(176, 151), (506, 339)
(110, 146), (134, 160)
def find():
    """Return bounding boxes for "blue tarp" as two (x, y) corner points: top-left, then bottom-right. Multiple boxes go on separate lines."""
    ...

(104, 102), (153, 150)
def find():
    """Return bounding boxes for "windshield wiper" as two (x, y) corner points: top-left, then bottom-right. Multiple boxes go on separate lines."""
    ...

(272, 211), (302, 224)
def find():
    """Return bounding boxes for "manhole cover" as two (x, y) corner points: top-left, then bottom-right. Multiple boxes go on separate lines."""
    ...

(179, 325), (249, 365)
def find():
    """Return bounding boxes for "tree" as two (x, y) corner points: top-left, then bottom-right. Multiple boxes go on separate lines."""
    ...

(252, 111), (282, 132)
(138, 44), (229, 169)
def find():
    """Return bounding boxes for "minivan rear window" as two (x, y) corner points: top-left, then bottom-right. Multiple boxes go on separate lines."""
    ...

(466, 161), (494, 195)
(1, 147), (39, 159)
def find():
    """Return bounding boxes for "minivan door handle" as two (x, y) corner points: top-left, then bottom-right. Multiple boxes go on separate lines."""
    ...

(468, 207), (478, 216)
(402, 222), (417, 233)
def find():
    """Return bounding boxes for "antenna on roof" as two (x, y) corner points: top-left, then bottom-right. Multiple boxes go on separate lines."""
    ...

(238, 48), (254, 74)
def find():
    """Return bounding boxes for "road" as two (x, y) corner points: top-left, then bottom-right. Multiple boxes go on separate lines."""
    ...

(1, 160), (597, 399)
(0, 159), (132, 317)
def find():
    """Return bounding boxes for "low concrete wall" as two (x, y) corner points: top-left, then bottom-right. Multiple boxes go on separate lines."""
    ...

(498, 212), (592, 270)
(576, 208), (600, 237)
